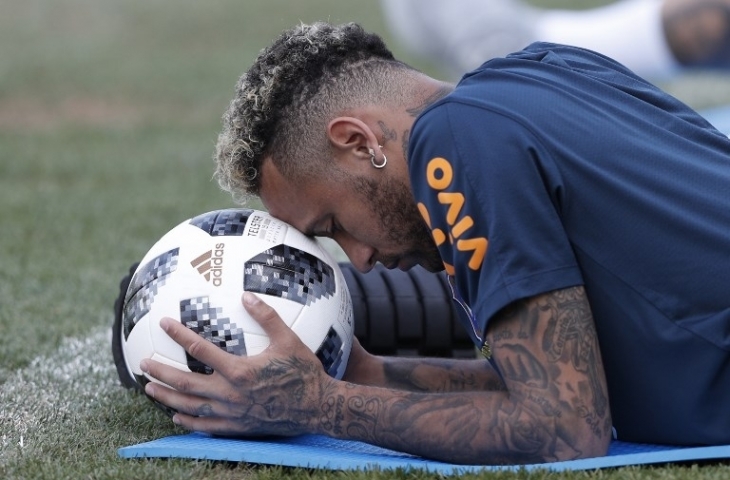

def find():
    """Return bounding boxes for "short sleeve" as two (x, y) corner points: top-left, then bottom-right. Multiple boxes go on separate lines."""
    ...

(408, 101), (584, 339)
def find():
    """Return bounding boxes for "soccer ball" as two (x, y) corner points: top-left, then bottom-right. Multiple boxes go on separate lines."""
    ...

(120, 208), (354, 396)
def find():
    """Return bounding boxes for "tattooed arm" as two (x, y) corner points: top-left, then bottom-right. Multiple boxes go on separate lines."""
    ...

(141, 286), (610, 465)
(343, 339), (507, 393)
(319, 285), (611, 464)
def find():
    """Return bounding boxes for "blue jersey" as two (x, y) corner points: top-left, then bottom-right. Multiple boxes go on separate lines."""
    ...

(408, 42), (730, 445)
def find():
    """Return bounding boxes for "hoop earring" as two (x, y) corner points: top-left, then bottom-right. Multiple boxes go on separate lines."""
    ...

(370, 146), (387, 169)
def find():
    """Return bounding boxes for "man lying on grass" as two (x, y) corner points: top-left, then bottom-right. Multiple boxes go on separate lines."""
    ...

(136, 22), (730, 465)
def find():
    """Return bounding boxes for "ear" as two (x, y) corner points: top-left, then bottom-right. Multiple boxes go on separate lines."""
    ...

(327, 117), (379, 165)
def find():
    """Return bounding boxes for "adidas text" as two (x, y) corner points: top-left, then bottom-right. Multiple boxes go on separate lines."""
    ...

(190, 243), (225, 286)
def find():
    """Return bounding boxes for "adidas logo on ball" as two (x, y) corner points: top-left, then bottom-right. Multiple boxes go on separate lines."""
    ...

(190, 243), (225, 286)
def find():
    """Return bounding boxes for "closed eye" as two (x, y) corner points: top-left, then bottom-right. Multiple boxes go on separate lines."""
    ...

(329, 218), (340, 237)
(310, 216), (338, 239)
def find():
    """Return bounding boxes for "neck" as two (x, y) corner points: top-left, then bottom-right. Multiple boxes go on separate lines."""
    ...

(406, 79), (454, 120)
(396, 79), (453, 168)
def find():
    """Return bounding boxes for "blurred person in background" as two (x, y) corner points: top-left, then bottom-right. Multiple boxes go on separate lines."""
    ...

(382, 0), (730, 80)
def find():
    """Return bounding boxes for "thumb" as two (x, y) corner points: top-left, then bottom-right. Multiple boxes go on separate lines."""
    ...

(241, 292), (290, 338)
(242, 291), (262, 308)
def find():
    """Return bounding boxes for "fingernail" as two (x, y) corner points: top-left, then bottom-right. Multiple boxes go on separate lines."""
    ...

(159, 317), (172, 331)
(145, 382), (155, 397)
(243, 291), (260, 306)
(172, 415), (182, 425)
(140, 360), (149, 372)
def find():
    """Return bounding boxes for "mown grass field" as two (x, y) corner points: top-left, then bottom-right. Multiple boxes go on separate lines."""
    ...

(2, 0), (730, 478)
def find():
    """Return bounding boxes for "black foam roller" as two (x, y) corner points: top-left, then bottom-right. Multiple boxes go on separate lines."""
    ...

(405, 266), (454, 356)
(338, 263), (475, 358)
(377, 265), (423, 345)
(354, 265), (398, 354)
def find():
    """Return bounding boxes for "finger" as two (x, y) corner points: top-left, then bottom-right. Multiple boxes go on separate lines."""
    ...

(171, 411), (256, 437)
(242, 292), (297, 342)
(158, 317), (233, 375)
(143, 379), (222, 418)
(172, 410), (298, 438)
(140, 357), (216, 398)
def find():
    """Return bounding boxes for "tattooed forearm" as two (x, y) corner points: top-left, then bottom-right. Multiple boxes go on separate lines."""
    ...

(318, 383), (567, 465)
(314, 286), (610, 465)
(382, 357), (506, 393)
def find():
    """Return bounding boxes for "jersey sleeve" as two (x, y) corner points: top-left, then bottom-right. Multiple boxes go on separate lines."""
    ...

(408, 101), (584, 340)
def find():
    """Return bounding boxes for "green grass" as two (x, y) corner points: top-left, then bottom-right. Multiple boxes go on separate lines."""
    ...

(1, 0), (729, 478)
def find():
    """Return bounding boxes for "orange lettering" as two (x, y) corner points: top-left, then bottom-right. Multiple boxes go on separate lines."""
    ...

(457, 237), (488, 270)
(432, 228), (446, 246)
(418, 202), (446, 246)
(417, 202), (431, 226)
(451, 215), (474, 239)
(442, 261), (455, 276)
(437, 192), (465, 225)
(423, 158), (489, 273)
(426, 157), (453, 190)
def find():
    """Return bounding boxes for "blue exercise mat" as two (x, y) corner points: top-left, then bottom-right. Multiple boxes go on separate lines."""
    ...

(119, 433), (730, 473)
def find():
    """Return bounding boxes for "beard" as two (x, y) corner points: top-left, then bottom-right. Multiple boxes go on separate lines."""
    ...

(351, 175), (444, 272)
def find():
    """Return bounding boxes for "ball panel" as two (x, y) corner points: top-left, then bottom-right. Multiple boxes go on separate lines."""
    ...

(315, 327), (346, 378)
(244, 244), (336, 306)
(288, 268), (353, 380)
(242, 211), (289, 244)
(189, 208), (254, 237)
(180, 295), (246, 374)
(123, 247), (180, 339)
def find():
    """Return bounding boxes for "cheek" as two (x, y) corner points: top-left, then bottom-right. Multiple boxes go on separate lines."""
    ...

(342, 219), (378, 246)
(339, 178), (415, 248)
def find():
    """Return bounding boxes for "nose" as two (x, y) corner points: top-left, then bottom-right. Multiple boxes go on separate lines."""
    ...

(335, 233), (375, 273)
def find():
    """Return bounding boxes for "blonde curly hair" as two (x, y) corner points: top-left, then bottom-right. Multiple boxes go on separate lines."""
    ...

(214, 22), (416, 204)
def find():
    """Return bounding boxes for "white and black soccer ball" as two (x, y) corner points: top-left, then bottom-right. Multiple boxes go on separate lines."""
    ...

(120, 208), (354, 395)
